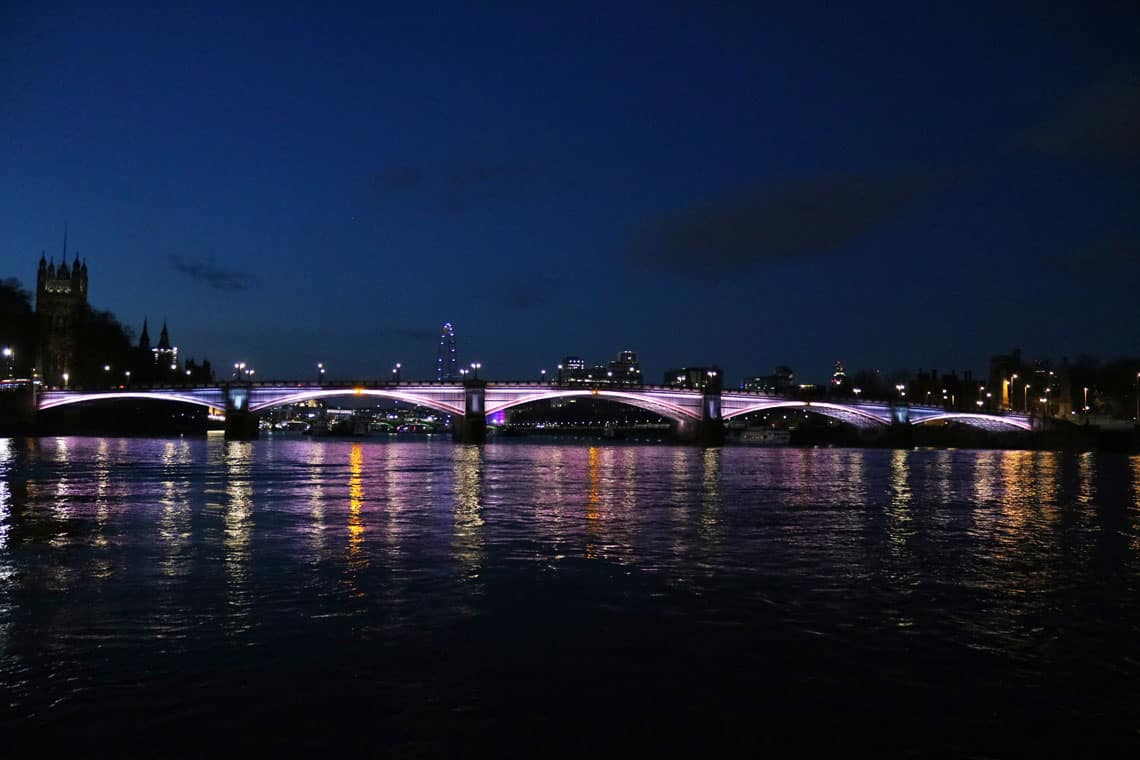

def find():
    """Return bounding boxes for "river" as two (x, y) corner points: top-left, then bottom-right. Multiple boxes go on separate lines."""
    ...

(2, 435), (1138, 755)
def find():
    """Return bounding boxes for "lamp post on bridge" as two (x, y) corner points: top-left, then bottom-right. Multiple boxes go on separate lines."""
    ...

(392, 363), (401, 383)
(317, 362), (325, 386)
(540, 369), (547, 384)
(470, 362), (481, 380)
(2, 347), (13, 379)
(62, 372), (69, 389)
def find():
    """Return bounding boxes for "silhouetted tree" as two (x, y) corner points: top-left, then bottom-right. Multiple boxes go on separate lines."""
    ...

(0, 278), (37, 378)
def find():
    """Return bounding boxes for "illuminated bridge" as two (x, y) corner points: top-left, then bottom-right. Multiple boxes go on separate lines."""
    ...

(34, 381), (1035, 442)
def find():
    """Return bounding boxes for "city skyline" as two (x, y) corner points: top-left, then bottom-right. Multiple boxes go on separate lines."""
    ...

(4, 3), (1139, 383)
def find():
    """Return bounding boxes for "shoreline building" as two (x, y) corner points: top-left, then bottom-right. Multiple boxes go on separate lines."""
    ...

(35, 247), (88, 384)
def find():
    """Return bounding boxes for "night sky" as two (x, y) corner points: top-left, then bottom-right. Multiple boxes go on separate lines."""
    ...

(4, 2), (1139, 384)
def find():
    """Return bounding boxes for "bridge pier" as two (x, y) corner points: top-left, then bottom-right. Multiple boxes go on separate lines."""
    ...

(224, 383), (259, 441)
(0, 380), (37, 435)
(677, 390), (724, 446)
(453, 381), (486, 444)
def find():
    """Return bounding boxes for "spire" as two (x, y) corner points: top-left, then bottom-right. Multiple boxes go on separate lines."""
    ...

(157, 320), (171, 350)
(139, 317), (151, 351)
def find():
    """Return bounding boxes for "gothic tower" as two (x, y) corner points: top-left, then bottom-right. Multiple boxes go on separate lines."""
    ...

(35, 233), (89, 384)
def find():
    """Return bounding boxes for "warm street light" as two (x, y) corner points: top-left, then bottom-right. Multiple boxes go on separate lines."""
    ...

(1024, 384), (1030, 413)
(62, 372), (69, 388)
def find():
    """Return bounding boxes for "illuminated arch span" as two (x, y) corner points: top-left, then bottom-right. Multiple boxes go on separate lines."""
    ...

(485, 389), (700, 423)
(722, 400), (891, 429)
(37, 391), (224, 411)
(911, 413), (1033, 432)
(248, 389), (465, 417)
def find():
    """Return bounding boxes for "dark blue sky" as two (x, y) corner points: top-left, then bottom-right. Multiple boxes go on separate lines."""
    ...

(4, 2), (1139, 383)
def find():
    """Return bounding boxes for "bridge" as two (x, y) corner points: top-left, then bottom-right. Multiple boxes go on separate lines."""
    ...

(31, 380), (1035, 442)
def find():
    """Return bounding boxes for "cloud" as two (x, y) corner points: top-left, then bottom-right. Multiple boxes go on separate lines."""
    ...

(1023, 80), (1140, 161)
(494, 275), (561, 310)
(170, 256), (251, 292)
(373, 160), (542, 213)
(625, 172), (949, 279)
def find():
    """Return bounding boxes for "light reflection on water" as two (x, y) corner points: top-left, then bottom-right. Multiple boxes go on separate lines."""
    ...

(0, 437), (1138, 752)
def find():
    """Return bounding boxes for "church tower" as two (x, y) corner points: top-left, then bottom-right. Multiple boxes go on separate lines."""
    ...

(35, 231), (89, 384)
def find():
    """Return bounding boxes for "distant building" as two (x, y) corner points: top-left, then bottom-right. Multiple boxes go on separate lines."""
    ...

(154, 321), (179, 374)
(35, 247), (89, 383)
(558, 356), (587, 384)
(743, 365), (794, 393)
(665, 366), (722, 391)
(606, 350), (642, 385)
(558, 351), (642, 385)
(436, 322), (458, 381)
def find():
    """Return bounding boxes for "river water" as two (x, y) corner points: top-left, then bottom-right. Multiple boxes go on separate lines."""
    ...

(1, 435), (1139, 756)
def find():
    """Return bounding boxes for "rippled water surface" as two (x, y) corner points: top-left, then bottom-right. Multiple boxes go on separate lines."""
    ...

(2, 435), (1139, 755)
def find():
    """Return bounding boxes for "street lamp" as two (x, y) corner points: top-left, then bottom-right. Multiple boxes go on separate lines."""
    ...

(540, 368), (547, 384)
(393, 362), (401, 383)
(1009, 374), (1018, 411)
(124, 370), (131, 387)
(2, 347), (13, 378)
(62, 372), (69, 388)
(470, 362), (481, 379)
(1083, 386), (1089, 423)
(1024, 384), (1030, 413)
(317, 362), (325, 385)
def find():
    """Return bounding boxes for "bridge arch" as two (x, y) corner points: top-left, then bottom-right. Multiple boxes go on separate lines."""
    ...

(485, 389), (700, 423)
(722, 400), (891, 429)
(248, 389), (465, 417)
(911, 413), (1033, 432)
(38, 391), (223, 411)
